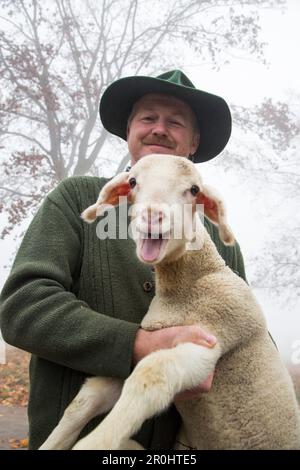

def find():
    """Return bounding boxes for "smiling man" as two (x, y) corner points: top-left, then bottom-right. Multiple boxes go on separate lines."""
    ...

(0, 70), (247, 449)
(126, 93), (200, 164)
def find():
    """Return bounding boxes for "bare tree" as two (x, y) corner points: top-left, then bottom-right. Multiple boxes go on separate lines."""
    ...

(0, 0), (286, 237)
(228, 94), (300, 301)
(248, 134), (300, 300)
(252, 228), (300, 301)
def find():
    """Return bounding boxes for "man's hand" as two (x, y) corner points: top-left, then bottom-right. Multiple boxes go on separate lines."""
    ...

(132, 325), (217, 398)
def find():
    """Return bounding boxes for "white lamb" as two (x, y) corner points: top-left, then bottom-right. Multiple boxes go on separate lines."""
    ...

(40, 154), (300, 450)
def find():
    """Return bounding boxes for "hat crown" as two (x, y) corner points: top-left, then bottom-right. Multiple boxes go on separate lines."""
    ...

(156, 70), (195, 90)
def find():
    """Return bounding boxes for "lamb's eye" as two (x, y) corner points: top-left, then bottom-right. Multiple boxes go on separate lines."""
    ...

(129, 177), (136, 188)
(190, 185), (199, 196)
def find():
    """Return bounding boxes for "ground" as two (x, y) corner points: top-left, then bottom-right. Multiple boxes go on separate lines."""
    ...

(0, 345), (29, 450)
(0, 345), (300, 450)
(0, 404), (28, 450)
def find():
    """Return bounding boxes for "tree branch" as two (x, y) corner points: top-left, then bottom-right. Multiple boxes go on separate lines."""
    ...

(2, 131), (50, 156)
(0, 186), (36, 198)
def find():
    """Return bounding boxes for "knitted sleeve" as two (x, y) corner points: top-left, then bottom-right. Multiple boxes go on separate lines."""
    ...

(0, 181), (139, 379)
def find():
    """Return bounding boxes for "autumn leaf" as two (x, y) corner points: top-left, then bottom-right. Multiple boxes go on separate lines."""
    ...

(0, 346), (29, 406)
(9, 437), (28, 449)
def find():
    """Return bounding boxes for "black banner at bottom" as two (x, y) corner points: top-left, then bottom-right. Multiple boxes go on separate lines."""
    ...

(0, 450), (298, 466)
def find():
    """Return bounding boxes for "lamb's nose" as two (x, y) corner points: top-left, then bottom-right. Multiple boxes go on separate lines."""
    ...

(142, 209), (163, 227)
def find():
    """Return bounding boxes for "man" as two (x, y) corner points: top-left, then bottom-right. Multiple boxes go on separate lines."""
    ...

(0, 70), (247, 449)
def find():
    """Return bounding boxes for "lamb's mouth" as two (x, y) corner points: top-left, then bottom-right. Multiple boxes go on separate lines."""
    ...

(137, 232), (170, 263)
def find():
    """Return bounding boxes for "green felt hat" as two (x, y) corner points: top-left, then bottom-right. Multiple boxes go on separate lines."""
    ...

(100, 70), (231, 163)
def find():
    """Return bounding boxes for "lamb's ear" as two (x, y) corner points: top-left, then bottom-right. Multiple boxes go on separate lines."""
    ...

(81, 172), (131, 223)
(196, 184), (235, 246)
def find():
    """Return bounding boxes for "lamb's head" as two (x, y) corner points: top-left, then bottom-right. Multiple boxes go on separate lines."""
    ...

(81, 154), (235, 265)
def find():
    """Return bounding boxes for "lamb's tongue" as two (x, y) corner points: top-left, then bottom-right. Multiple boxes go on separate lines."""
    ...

(141, 238), (162, 262)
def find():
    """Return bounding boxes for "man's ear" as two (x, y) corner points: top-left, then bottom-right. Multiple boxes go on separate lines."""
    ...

(81, 172), (131, 223)
(191, 132), (200, 156)
(196, 184), (235, 246)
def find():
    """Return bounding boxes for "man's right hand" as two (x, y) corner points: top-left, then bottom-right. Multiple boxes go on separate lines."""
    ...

(132, 326), (217, 398)
(132, 325), (217, 366)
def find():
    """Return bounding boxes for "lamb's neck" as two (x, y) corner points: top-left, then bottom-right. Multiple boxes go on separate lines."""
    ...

(155, 232), (225, 294)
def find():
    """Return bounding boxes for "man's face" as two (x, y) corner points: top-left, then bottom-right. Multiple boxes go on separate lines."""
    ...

(127, 93), (200, 165)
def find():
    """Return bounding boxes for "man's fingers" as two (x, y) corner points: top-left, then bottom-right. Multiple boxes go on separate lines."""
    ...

(193, 327), (217, 346)
(172, 326), (217, 348)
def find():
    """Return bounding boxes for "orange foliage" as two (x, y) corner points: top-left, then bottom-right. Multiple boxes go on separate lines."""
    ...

(0, 346), (30, 406)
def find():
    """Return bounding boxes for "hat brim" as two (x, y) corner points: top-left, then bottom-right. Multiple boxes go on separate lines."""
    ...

(100, 76), (231, 163)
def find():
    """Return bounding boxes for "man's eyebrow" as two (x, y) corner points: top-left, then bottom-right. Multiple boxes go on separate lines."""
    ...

(136, 107), (185, 117)
(135, 107), (155, 113)
(169, 112), (185, 118)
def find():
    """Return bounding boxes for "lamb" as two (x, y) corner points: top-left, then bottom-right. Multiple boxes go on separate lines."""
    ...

(40, 154), (300, 450)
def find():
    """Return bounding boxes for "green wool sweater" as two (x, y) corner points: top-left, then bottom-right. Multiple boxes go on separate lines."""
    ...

(0, 176), (247, 449)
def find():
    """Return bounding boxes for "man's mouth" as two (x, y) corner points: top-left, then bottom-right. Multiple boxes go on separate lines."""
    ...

(144, 142), (173, 150)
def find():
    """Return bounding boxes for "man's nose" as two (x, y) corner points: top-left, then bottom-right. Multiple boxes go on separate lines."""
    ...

(151, 120), (168, 136)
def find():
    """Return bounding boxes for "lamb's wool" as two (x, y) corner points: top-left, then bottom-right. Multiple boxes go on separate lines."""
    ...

(41, 155), (300, 450)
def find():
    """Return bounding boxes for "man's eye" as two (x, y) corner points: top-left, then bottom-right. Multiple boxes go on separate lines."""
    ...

(170, 120), (183, 127)
(142, 116), (155, 122)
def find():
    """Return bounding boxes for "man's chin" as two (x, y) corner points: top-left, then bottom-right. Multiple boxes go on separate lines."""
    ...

(132, 148), (176, 164)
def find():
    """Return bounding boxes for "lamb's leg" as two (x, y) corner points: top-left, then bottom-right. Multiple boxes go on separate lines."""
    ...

(119, 439), (145, 450)
(40, 376), (123, 450)
(73, 342), (220, 450)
